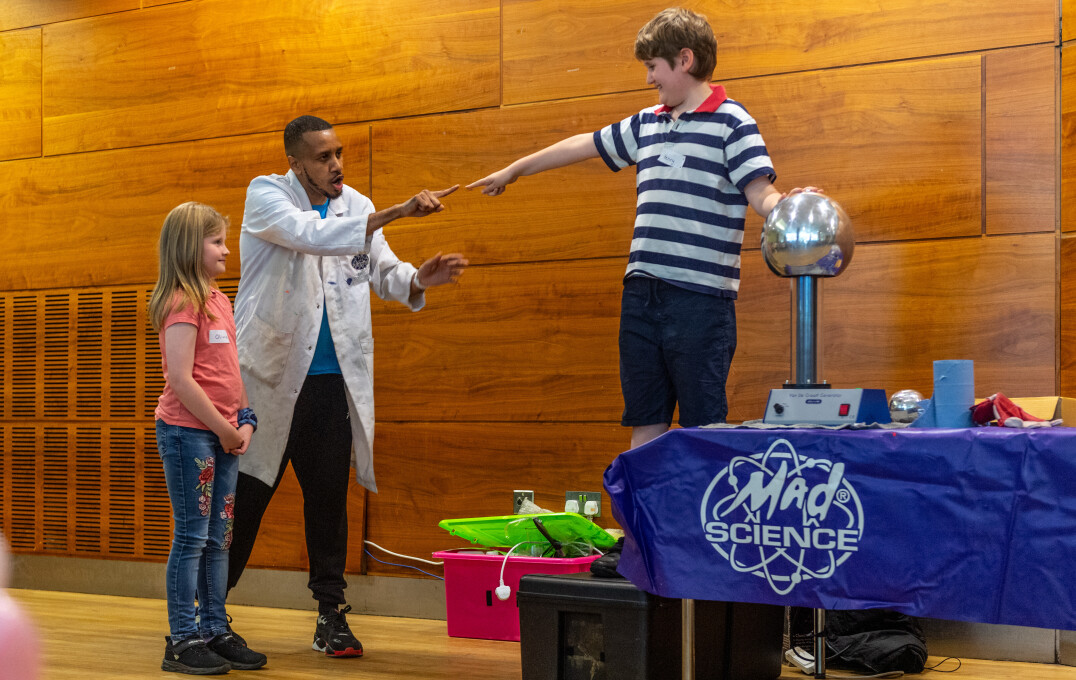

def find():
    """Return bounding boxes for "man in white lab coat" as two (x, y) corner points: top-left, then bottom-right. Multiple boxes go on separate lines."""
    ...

(227, 115), (466, 659)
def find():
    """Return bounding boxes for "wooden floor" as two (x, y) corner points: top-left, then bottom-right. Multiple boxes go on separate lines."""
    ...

(9, 588), (1076, 679)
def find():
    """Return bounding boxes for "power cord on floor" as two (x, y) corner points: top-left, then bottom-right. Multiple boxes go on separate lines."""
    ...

(923, 657), (961, 673)
(362, 548), (444, 580)
(364, 540), (443, 565)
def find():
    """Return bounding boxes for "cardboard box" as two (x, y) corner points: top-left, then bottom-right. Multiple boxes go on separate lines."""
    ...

(1010, 397), (1076, 426)
(433, 550), (598, 641)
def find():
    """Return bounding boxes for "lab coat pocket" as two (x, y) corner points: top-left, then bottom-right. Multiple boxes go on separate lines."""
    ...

(359, 336), (374, 377)
(240, 313), (293, 387)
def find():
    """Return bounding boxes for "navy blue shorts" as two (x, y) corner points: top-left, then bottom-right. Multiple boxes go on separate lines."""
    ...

(619, 277), (737, 428)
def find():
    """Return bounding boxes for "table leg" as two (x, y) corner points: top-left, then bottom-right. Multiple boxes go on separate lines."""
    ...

(682, 598), (695, 680)
(814, 608), (826, 678)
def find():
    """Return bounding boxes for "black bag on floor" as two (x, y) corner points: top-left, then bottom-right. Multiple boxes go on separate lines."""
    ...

(823, 609), (928, 674)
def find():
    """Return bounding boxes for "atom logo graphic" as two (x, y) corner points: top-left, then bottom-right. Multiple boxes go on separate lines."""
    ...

(699, 438), (864, 595)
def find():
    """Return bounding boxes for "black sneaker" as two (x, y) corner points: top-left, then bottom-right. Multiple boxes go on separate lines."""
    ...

(208, 633), (267, 670)
(162, 636), (231, 675)
(225, 615), (247, 647)
(312, 605), (364, 657)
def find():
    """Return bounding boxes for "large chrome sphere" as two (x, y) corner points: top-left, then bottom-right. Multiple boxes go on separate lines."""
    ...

(761, 192), (854, 277)
(889, 389), (925, 424)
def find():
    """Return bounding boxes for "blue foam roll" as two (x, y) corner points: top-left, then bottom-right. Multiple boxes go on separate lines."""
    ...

(933, 360), (974, 428)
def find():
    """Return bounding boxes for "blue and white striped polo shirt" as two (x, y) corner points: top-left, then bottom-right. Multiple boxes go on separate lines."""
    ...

(593, 85), (775, 298)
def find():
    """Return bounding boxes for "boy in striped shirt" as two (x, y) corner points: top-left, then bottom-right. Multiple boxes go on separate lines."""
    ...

(468, 7), (810, 448)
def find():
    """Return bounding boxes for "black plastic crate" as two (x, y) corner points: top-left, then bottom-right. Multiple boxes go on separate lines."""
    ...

(517, 572), (783, 680)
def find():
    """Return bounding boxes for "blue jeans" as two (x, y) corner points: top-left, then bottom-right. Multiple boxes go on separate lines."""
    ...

(156, 421), (238, 642)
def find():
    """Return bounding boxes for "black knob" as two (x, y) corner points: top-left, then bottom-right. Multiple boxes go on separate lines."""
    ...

(773, 403), (785, 414)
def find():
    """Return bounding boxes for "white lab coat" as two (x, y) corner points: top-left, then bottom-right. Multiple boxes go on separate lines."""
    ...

(234, 170), (423, 492)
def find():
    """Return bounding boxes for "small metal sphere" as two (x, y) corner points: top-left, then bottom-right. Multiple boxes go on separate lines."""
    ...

(761, 192), (854, 277)
(889, 389), (925, 424)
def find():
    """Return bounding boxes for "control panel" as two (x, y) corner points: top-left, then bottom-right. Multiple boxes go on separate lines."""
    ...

(763, 388), (891, 426)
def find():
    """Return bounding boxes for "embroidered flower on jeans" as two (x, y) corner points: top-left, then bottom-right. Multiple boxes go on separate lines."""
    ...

(221, 493), (236, 550)
(195, 456), (215, 517)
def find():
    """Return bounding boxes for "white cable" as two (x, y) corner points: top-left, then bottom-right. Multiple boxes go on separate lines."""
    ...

(364, 540), (443, 566)
(498, 541), (533, 585)
(495, 541), (546, 600)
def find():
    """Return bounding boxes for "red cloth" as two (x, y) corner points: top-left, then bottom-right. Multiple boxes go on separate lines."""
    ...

(154, 289), (242, 430)
(970, 393), (1058, 428)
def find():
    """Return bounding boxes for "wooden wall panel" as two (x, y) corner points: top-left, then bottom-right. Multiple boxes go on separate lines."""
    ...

(42, 0), (499, 154)
(0, 286), (167, 422)
(372, 97), (642, 265)
(1067, 0), (1076, 42)
(364, 422), (626, 577)
(821, 234), (1057, 398)
(502, 0), (1055, 105)
(376, 55), (983, 268)
(0, 0), (137, 33)
(1064, 45), (1076, 233)
(371, 258), (624, 421)
(371, 234), (1056, 425)
(735, 56), (981, 245)
(0, 28), (41, 161)
(986, 46), (1057, 234)
(1063, 236), (1076, 397)
(0, 125), (370, 291)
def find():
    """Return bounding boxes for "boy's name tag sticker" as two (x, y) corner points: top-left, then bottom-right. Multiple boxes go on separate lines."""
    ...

(209, 329), (229, 344)
(658, 148), (686, 169)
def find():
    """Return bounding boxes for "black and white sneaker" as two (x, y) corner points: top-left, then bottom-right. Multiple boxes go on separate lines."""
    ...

(162, 636), (231, 675)
(208, 632), (267, 670)
(312, 605), (363, 657)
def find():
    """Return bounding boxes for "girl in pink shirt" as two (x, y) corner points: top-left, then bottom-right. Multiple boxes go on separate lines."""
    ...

(148, 202), (266, 674)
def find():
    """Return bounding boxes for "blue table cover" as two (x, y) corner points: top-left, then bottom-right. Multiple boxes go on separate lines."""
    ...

(604, 427), (1076, 631)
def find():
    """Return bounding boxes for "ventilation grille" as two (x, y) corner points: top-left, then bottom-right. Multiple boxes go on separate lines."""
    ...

(144, 290), (165, 419)
(9, 427), (37, 550)
(0, 297), (6, 416)
(74, 427), (102, 553)
(143, 424), (171, 557)
(11, 296), (37, 419)
(110, 291), (140, 418)
(76, 292), (104, 418)
(107, 426), (137, 556)
(42, 427), (69, 551)
(43, 295), (70, 418)
(0, 284), (239, 561)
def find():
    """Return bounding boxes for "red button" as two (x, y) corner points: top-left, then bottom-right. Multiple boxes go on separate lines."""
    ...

(839, 404), (850, 416)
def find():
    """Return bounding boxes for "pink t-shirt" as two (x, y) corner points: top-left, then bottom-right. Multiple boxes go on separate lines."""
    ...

(154, 288), (242, 430)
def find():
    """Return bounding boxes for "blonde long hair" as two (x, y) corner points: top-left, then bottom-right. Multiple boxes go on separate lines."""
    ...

(148, 202), (229, 332)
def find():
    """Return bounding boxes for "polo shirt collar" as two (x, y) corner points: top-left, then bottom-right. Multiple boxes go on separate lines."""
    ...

(654, 84), (728, 115)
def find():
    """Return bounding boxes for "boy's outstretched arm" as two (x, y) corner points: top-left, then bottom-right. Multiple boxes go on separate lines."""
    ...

(467, 133), (599, 196)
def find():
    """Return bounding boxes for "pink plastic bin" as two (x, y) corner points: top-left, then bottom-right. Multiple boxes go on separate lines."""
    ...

(434, 550), (598, 641)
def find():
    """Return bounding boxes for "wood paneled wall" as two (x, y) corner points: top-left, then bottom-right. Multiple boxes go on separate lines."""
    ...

(0, 0), (1070, 584)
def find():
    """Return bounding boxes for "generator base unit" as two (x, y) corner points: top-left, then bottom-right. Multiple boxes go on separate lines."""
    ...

(516, 572), (783, 680)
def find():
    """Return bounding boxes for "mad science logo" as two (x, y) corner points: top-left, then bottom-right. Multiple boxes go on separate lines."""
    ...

(700, 438), (863, 595)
